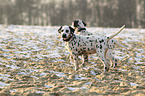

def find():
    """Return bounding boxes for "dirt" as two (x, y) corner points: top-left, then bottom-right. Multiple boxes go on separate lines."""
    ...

(0, 25), (144, 96)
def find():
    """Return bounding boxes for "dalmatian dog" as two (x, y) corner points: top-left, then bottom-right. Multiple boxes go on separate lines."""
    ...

(71, 19), (92, 36)
(70, 19), (91, 63)
(72, 19), (127, 67)
(58, 25), (125, 72)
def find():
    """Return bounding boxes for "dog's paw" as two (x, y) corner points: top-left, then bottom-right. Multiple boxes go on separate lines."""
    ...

(113, 59), (118, 68)
(104, 67), (109, 72)
(74, 66), (79, 71)
(81, 63), (86, 67)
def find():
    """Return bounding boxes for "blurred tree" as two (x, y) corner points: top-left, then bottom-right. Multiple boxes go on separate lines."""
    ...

(102, 0), (118, 27)
(0, 0), (144, 28)
(46, 0), (57, 25)
(136, 0), (145, 28)
(66, 0), (75, 25)
(58, 0), (67, 25)
(77, 0), (88, 21)
(0, 4), (4, 23)
(116, 0), (136, 27)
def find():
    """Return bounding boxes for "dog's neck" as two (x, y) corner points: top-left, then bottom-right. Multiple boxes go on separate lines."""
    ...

(78, 28), (86, 32)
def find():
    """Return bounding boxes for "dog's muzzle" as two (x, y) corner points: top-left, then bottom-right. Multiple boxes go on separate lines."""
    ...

(62, 34), (67, 38)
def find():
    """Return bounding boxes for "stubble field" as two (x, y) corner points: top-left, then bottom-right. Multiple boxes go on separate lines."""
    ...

(0, 25), (144, 96)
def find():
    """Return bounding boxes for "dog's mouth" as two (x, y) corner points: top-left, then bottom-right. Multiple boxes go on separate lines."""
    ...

(63, 38), (68, 41)
(62, 35), (73, 42)
(62, 36), (69, 41)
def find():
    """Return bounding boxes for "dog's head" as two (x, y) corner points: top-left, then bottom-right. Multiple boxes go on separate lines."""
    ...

(58, 25), (74, 41)
(72, 19), (87, 29)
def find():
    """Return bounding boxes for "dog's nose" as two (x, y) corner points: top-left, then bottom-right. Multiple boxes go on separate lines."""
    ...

(62, 34), (67, 38)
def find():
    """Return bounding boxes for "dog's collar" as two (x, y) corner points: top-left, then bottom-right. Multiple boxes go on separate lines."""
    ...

(78, 28), (86, 32)
(63, 34), (74, 42)
(69, 35), (76, 42)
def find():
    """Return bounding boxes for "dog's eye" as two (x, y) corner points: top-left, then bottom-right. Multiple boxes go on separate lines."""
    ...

(66, 30), (69, 33)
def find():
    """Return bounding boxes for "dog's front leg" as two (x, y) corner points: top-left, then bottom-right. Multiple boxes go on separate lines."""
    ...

(69, 54), (74, 63)
(73, 54), (79, 71)
(81, 55), (88, 67)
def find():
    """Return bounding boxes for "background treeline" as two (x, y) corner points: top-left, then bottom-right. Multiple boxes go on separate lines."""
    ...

(0, 0), (145, 28)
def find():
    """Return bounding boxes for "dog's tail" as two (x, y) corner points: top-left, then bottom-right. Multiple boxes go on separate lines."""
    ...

(107, 25), (125, 42)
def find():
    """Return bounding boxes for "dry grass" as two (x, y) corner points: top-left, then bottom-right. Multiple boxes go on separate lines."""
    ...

(0, 25), (144, 96)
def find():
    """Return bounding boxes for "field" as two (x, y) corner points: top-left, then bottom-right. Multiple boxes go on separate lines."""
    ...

(0, 25), (144, 96)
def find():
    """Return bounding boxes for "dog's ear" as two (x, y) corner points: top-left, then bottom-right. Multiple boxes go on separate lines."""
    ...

(82, 21), (87, 26)
(69, 26), (74, 33)
(58, 26), (62, 33)
(73, 20), (78, 27)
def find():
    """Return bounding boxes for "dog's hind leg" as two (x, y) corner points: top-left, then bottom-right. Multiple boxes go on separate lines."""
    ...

(98, 49), (110, 72)
(106, 49), (118, 67)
